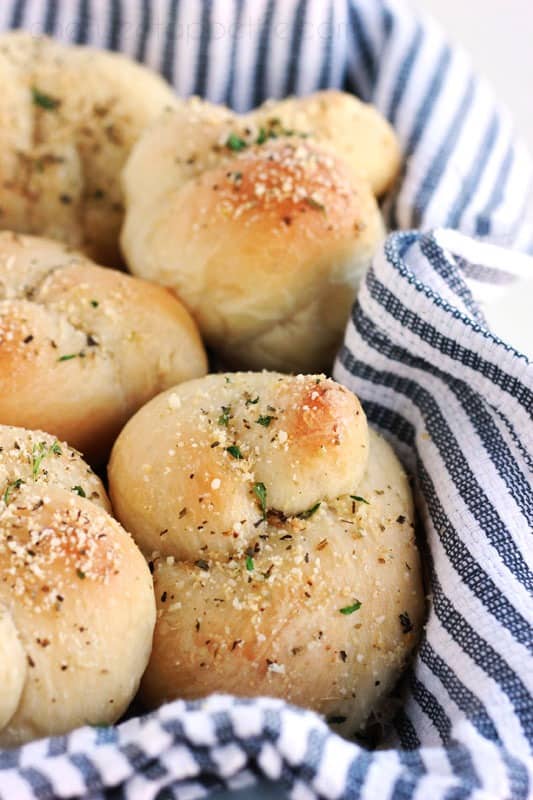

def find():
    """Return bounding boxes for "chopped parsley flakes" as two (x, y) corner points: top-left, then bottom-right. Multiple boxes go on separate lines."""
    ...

(226, 445), (243, 459)
(297, 502), (321, 520)
(31, 87), (60, 111)
(226, 132), (247, 151)
(256, 415), (274, 427)
(253, 481), (267, 519)
(218, 406), (231, 426)
(2, 478), (24, 505)
(31, 440), (61, 479)
(350, 495), (370, 505)
(339, 601), (362, 615)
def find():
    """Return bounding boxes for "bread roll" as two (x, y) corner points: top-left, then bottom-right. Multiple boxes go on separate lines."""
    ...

(255, 90), (401, 196)
(0, 232), (207, 463)
(0, 425), (155, 746)
(108, 372), (424, 734)
(0, 31), (178, 266)
(121, 94), (389, 373)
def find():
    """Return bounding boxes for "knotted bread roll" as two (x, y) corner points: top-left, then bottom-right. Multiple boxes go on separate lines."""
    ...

(0, 425), (155, 746)
(0, 31), (178, 266)
(0, 232), (207, 463)
(121, 92), (399, 373)
(108, 372), (424, 735)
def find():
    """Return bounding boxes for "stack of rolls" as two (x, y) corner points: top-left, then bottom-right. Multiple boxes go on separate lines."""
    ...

(0, 33), (423, 748)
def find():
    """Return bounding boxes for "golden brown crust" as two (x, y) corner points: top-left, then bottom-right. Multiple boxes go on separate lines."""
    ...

(121, 94), (389, 372)
(0, 425), (155, 746)
(0, 31), (178, 265)
(108, 372), (369, 560)
(108, 372), (424, 732)
(0, 232), (208, 463)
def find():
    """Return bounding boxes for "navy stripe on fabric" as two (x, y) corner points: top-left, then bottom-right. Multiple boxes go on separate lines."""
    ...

(262, 707), (283, 742)
(94, 725), (118, 746)
(299, 729), (328, 784)
(120, 742), (153, 771)
(70, 753), (105, 793)
(0, 750), (19, 768)
(143, 760), (168, 781)
(388, 44), (451, 228)
(107, 0), (121, 51)
(405, 45), (452, 157)
(412, 76), (476, 226)
(341, 60), (365, 99)
(418, 641), (499, 742)
(501, 756), (531, 800)
(75, 0), (90, 43)
(357, 396), (417, 449)
(454, 256), (516, 287)
(135, 0), (151, 62)
(212, 711), (236, 745)
(406, 661), (482, 793)
(224, 0), (243, 107)
(418, 234), (485, 323)
(194, 0), (212, 97)
(491, 406), (533, 475)
(161, 0), (180, 83)
(317, 0), (334, 89)
(10, 0), (26, 27)
(443, 744), (482, 798)
(392, 706), (421, 750)
(283, 0), (307, 96)
(390, 749), (426, 800)
(387, 21), (422, 124)
(347, 1), (376, 97)
(409, 670), (452, 744)
(475, 144), (514, 236)
(252, 0), (276, 107)
(447, 112), (500, 229)
(18, 767), (55, 800)
(43, 0), (58, 34)
(160, 716), (224, 777)
(344, 752), (374, 796)
(46, 735), (68, 757)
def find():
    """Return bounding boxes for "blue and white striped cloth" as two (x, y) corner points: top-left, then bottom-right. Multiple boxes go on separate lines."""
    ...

(1, 2), (532, 799)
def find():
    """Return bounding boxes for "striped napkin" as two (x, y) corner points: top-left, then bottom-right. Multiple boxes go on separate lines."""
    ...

(0, 2), (531, 799)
